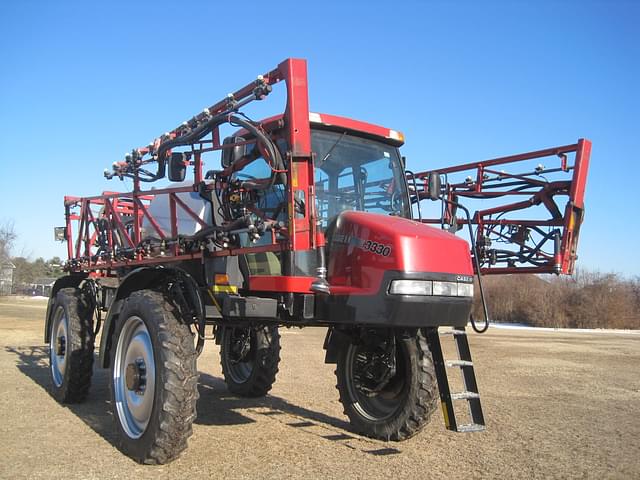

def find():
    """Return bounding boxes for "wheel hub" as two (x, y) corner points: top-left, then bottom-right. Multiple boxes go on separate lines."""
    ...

(230, 330), (251, 364)
(345, 337), (407, 422)
(56, 335), (66, 356)
(125, 359), (146, 393)
(354, 351), (396, 395)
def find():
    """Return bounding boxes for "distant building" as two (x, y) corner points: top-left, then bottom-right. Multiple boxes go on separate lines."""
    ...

(0, 258), (16, 295)
(30, 277), (57, 297)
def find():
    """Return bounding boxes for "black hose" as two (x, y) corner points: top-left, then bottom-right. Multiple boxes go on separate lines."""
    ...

(144, 113), (285, 187)
(136, 111), (240, 182)
(180, 273), (206, 356)
(85, 280), (102, 337)
(442, 198), (490, 334)
(138, 112), (230, 183)
(140, 218), (252, 254)
(226, 115), (286, 188)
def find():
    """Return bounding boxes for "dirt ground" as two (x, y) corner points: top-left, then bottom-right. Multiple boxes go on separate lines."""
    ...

(0, 296), (638, 479)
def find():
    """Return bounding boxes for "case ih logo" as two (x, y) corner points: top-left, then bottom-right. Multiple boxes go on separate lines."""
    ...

(456, 275), (474, 283)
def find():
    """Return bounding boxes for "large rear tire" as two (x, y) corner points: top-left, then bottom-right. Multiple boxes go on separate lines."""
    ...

(219, 325), (280, 397)
(109, 290), (198, 464)
(48, 287), (94, 403)
(335, 329), (438, 441)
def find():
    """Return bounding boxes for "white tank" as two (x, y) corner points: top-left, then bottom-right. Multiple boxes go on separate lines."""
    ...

(141, 182), (212, 238)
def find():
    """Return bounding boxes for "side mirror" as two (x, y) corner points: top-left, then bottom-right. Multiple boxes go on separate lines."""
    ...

(427, 171), (441, 201)
(221, 136), (246, 168)
(168, 152), (188, 182)
(54, 227), (66, 242)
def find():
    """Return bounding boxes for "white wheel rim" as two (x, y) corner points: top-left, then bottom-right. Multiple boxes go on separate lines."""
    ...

(50, 307), (68, 387)
(113, 315), (156, 439)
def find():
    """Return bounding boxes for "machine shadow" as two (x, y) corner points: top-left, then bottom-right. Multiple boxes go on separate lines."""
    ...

(195, 372), (350, 431)
(5, 345), (350, 448)
(5, 345), (117, 445)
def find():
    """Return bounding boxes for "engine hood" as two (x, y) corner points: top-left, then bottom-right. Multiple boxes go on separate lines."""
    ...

(326, 211), (474, 294)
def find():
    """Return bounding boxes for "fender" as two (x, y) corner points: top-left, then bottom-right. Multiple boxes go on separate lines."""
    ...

(98, 266), (202, 368)
(323, 327), (351, 364)
(43, 274), (88, 343)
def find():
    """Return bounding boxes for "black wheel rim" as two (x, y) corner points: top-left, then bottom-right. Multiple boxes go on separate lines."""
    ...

(344, 338), (409, 422)
(224, 328), (255, 384)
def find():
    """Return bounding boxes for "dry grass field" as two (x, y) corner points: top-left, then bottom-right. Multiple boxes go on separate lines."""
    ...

(0, 296), (639, 479)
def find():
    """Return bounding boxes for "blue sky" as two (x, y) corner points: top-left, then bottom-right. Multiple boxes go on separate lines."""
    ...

(0, 0), (638, 276)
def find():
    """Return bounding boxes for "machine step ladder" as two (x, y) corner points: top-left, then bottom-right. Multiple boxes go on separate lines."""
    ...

(426, 326), (485, 433)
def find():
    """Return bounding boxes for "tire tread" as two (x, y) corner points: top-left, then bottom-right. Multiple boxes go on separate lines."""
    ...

(111, 290), (198, 465)
(220, 325), (281, 397)
(50, 287), (94, 403)
(335, 329), (438, 441)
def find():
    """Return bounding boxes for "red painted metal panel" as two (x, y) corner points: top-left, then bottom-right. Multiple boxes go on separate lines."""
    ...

(311, 113), (404, 146)
(559, 138), (591, 273)
(327, 211), (474, 294)
(280, 58), (311, 157)
(570, 138), (591, 209)
(279, 58), (313, 252)
(249, 276), (314, 293)
(234, 111), (403, 147)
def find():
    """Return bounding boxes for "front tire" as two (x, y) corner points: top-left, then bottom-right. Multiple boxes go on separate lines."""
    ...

(336, 329), (438, 441)
(109, 290), (198, 464)
(48, 287), (94, 403)
(219, 325), (281, 397)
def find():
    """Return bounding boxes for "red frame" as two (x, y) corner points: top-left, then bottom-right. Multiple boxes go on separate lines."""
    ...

(413, 139), (591, 275)
(64, 59), (316, 274)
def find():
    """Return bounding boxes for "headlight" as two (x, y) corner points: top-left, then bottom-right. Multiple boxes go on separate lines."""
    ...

(389, 280), (433, 295)
(456, 282), (474, 297)
(389, 279), (474, 297)
(432, 281), (458, 296)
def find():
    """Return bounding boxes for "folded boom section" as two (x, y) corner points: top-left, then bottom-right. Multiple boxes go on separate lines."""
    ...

(412, 139), (591, 275)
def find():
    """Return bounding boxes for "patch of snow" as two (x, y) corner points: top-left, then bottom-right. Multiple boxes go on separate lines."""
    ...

(487, 322), (640, 336)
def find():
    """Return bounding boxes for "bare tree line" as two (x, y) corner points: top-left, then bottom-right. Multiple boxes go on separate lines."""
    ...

(0, 219), (17, 259)
(474, 270), (640, 329)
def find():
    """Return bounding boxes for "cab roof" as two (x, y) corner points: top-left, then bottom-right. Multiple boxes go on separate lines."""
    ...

(233, 112), (405, 147)
(309, 112), (404, 147)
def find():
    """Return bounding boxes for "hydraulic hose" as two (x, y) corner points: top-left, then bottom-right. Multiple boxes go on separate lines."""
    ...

(140, 112), (230, 183)
(137, 112), (285, 189)
(141, 216), (255, 247)
(226, 114), (286, 188)
(442, 198), (491, 334)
